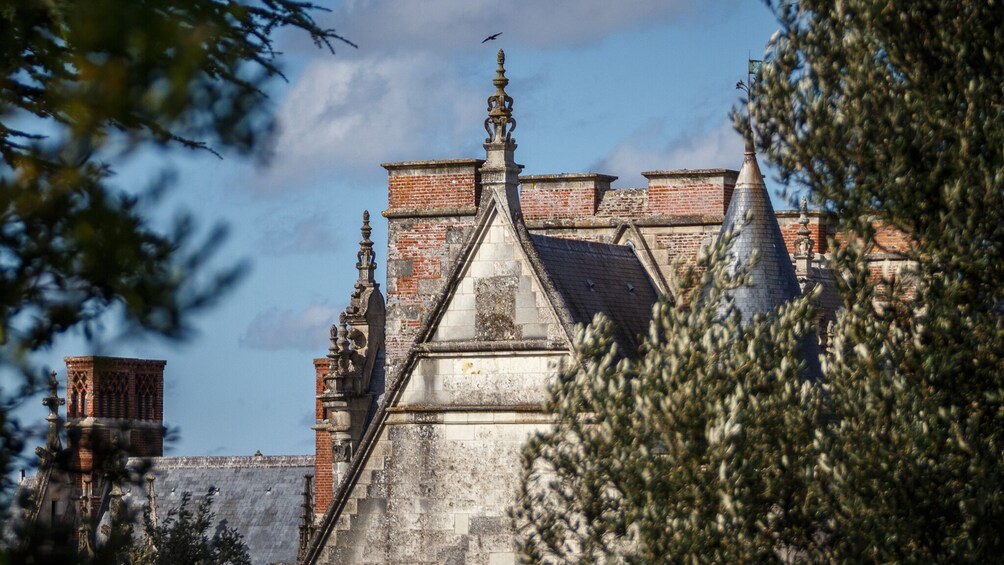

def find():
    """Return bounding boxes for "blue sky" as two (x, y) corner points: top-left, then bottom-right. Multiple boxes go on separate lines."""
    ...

(17, 0), (784, 459)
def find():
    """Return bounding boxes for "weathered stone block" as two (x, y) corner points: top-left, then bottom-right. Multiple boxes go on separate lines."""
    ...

(475, 276), (519, 341)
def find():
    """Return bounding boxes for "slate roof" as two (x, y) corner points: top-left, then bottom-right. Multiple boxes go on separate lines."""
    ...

(530, 234), (659, 355)
(717, 145), (822, 379)
(119, 455), (313, 565)
(720, 148), (802, 320)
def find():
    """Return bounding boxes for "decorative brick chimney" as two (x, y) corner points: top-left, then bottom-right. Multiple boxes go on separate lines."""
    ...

(63, 356), (165, 516)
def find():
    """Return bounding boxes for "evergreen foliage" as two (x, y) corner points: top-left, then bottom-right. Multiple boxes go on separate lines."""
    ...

(1, 0), (351, 376)
(513, 230), (824, 562)
(753, 0), (1004, 560)
(0, 0), (349, 559)
(132, 489), (251, 565)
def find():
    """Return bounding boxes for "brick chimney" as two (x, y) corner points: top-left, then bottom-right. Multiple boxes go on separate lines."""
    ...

(381, 159), (483, 372)
(643, 168), (738, 217)
(312, 357), (333, 514)
(520, 173), (617, 221)
(63, 356), (165, 511)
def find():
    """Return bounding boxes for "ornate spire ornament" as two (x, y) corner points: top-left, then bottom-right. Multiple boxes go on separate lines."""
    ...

(479, 49), (523, 218)
(794, 196), (816, 289)
(484, 49), (516, 144)
(794, 196), (815, 260)
(356, 210), (375, 282)
(37, 371), (64, 461)
(350, 210), (377, 308)
(327, 322), (339, 360)
(335, 314), (355, 378)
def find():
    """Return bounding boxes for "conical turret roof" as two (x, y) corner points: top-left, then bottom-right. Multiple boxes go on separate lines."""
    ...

(720, 140), (801, 322)
(716, 138), (822, 380)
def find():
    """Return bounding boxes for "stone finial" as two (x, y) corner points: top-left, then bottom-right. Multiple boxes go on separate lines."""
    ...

(354, 210), (376, 289)
(794, 196), (815, 289)
(107, 480), (125, 534)
(347, 210), (380, 318)
(484, 49), (516, 144)
(794, 196), (815, 260)
(335, 316), (352, 376)
(297, 474), (316, 562)
(145, 474), (159, 527)
(326, 312), (365, 391)
(479, 49), (522, 218)
(39, 370), (65, 458)
(327, 322), (339, 360)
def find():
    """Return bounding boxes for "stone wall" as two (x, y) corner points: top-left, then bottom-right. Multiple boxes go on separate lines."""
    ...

(317, 353), (564, 564)
(432, 216), (562, 345)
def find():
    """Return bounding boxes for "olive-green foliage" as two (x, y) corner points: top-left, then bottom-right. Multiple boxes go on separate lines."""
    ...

(0, 0), (351, 373)
(754, 0), (1004, 560)
(513, 229), (825, 563)
(0, 0), (349, 558)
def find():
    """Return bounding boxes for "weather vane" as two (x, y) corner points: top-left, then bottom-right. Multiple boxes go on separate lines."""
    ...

(736, 57), (764, 143)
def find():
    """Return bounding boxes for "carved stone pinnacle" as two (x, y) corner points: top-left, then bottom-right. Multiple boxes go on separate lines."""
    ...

(484, 49), (516, 144)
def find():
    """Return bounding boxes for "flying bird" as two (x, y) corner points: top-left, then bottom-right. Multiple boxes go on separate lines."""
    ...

(482, 32), (502, 43)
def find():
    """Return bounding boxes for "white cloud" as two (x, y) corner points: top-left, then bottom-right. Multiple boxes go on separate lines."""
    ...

(254, 52), (484, 192)
(593, 118), (746, 187)
(239, 304), (341, 351)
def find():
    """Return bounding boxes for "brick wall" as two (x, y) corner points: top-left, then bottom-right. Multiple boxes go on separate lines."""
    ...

(873, 222), (912, 253)
(596, 188), (647, 217)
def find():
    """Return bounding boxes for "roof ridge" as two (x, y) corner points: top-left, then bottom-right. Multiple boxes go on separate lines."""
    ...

(127, 455), (314, 469)
(529, 233), (638, 255)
